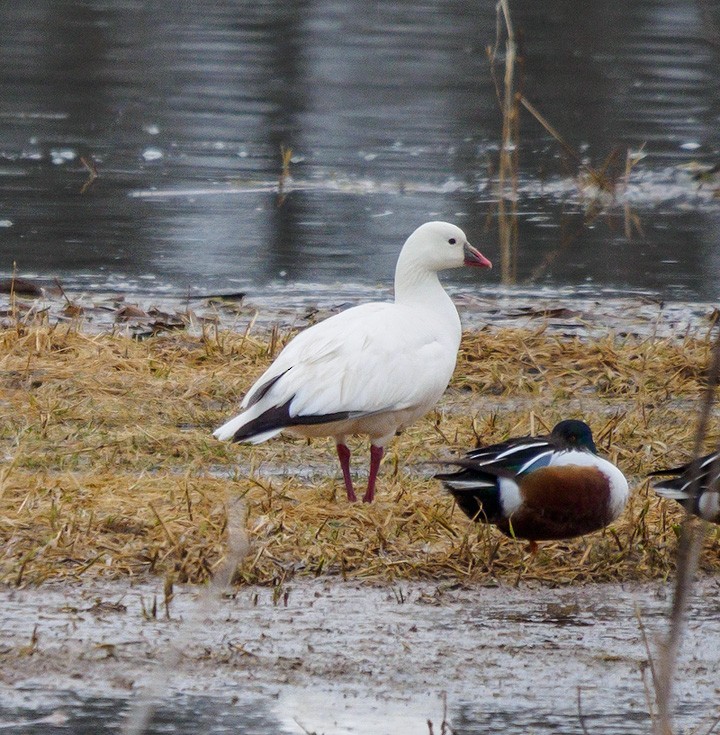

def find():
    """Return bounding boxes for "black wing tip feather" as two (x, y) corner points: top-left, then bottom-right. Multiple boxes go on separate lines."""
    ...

(436, 468), (504, 523)
(230, 399), (354, 443)
(648, 468), (683, 479)
(450, 493), (486, 521)
(438, 478), (486, 520)
(244, 371), (288, 409)
(434, 460), (486, 478)
(648, 452), (720, 480)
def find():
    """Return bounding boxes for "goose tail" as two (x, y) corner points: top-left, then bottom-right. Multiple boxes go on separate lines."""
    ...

(213, 411), (283, 444)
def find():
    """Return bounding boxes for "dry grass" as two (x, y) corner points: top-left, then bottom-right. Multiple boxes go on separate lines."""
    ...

(0, 317), (719, 587)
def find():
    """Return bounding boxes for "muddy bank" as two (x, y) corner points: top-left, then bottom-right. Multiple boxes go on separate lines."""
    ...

(2, 282), (717, 339)
(1, 577), (719, 733)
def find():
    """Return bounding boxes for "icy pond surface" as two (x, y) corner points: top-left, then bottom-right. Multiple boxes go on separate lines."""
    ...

(1, 578), (719, 734)
(1, 0), (720, 302)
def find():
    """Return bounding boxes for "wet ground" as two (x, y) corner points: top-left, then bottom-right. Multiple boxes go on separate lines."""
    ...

(1, 577), (719, 734)
(2, 279), (719, 342)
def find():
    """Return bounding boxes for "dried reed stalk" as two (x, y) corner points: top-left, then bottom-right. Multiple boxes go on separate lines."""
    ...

(653, 327), (720, 735)
(1, 319), (718, 588)
(489, 0), (521, 284)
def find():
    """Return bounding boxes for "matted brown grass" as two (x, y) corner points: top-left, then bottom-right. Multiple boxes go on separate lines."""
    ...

(1, 317), (718, 587)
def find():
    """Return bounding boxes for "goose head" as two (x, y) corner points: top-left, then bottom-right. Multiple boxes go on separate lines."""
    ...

(399, 221), (492, 273)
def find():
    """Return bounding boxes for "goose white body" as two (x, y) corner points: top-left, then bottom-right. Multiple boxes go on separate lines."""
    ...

(214, 301), (460, 444)
(214, 221), (492, 502)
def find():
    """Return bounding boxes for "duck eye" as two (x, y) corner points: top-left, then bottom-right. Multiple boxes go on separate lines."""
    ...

(448, 238), (456, 244)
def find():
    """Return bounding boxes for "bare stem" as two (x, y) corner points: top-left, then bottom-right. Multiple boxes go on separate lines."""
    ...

(654, 327), (720, 734)
(495, 0), (520, 284)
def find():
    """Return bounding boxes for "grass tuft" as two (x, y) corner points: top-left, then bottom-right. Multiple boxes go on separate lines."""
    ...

(0, 320), (718, 586)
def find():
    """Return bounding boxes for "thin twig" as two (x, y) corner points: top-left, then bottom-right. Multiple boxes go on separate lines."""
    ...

(277, 144), (293, 206)
(577, 687), (592, 735)
(654, 327), (720, 734)
(80, 156), (98, 194)
(495, 0), (520, 284)
(53, 278), (73, 307)
(123, 498), (248, 735)
(518, 95), (580, 164)
(635, 602), (661, 699)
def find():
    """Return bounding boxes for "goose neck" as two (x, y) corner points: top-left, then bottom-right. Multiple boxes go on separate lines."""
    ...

(394, 264), (460, 332)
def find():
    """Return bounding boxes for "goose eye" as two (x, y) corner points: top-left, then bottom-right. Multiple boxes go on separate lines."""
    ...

(448, 238), (456, 245)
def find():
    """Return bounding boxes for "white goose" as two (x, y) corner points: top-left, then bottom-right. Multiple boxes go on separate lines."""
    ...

(213, 221), (492, 502)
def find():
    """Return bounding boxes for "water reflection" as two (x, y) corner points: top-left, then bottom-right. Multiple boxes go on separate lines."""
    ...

(0, 687), (703, 735)
(0, 691), (292, 735)
(0, 1), (719, 300)
(2, 577), (719, 735)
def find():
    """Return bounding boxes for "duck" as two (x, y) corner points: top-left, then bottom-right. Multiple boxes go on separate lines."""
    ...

(435, 420), (629, 550)
(651, 452), (720, 523)
(213, 221), (492, 503)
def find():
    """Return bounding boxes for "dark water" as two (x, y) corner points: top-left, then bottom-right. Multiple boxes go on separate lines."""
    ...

(0, 692), (653, 735)
(1, 1), (720, 301)
(0, 681), (707, 735)
(0, 692), (283, 735)
(2, 578), (719, 735)
(0, 692), (659, 735)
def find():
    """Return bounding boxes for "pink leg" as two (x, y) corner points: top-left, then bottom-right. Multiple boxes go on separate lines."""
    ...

(336, 443), (357, 502)
(363, 445), (384, 503)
